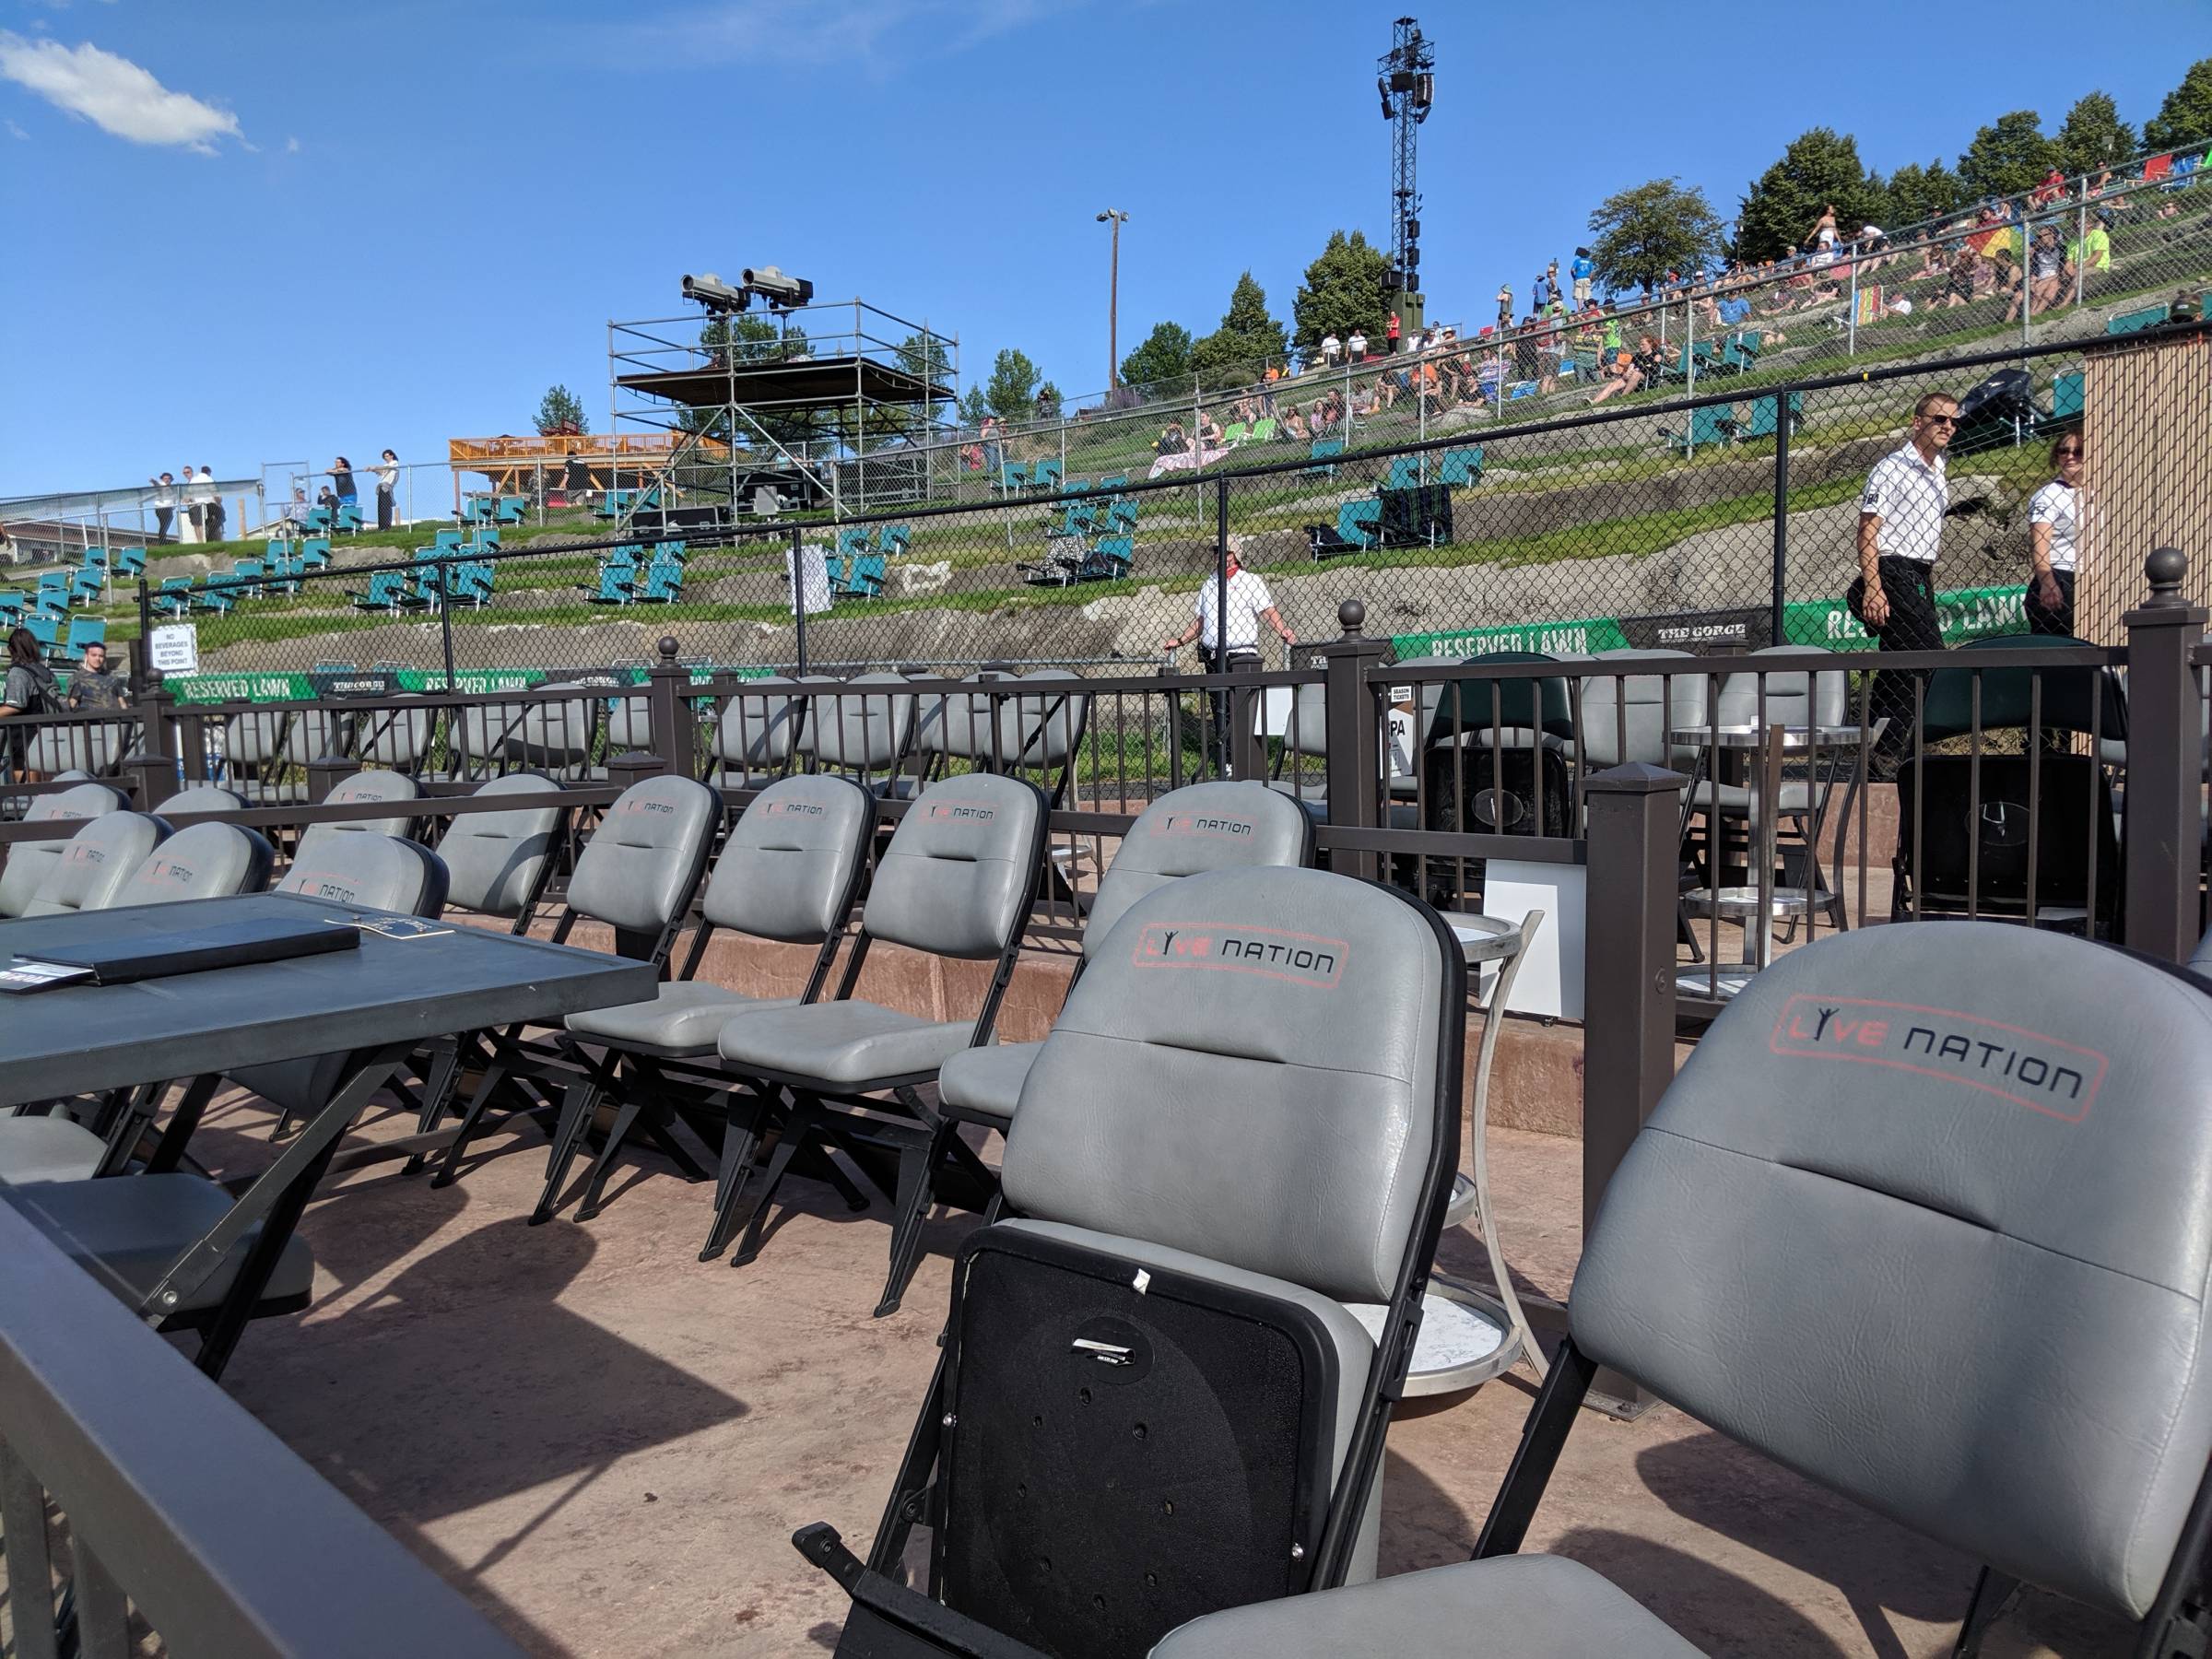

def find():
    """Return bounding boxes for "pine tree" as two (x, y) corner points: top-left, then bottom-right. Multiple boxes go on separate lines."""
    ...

(1735, 129), (1886, 261)
(1289, 230), (1392, 354)
(982, 348), (1041, 421)
(1188, 272), (1288, 388)
(1118, 322), (1194, 392)
(2053, 91), (2138, 177)
(534, 384), (587, 436)
(1883, 159), (1970, 230)
(1959, 111), (2057, 200)
(2143, 58), (2212, 153)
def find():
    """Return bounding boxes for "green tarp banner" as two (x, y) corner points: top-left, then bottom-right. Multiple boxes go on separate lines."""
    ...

(163, 662), (764, 705)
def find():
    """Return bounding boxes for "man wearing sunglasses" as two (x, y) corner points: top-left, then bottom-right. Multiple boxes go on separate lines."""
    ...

(1854, 392), (1958, 764)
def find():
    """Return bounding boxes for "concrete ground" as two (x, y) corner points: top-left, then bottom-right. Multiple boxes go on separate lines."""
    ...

(189, 1073), (2135, 1658)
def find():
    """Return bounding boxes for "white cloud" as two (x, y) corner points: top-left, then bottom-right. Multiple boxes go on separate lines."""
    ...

(0, 31), (241, 152)
(4, 118), (26, 140)
(616, 0), (1056, 72)
(285, 134), (300, 154)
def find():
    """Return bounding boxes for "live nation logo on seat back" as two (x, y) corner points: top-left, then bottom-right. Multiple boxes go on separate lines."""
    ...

(1131, 922), (1347, 989)
(1768, 992), (2107, 1123)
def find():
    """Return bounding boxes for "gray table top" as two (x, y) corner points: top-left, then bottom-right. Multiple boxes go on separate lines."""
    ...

(1668, 724), (1865, 749)
(0, 893), (656, 1108)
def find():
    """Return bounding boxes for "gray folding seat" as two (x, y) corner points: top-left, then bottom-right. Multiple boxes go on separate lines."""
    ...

(799, 672), (919, 794)
(158, 782), (247, 817)
(712, 771), (1047, 1312)
(108, 821), (274, 906)
(28, 717), (130, 777)
(514, 694), (598, 779)
(293, 767), (420, 864)
(1570, 649), (1707, 772)
(1262, 681), (1420, 830)
(0, 781), (127, 916)
(353, 696), (435, 772)
(1144, 922), (2212, 1659)
(937, 781), (1312, 1129)
(18, 811), (170, 916)
(437, 771), (570, 929)
(1684, 642), (1851, 816)
(710, 677), (803, 789)
(532, 772), (877, 1228)
(219, 709), (290, 802)
(796, 865), (1467, 1654)
(430, 773), (722, 1186)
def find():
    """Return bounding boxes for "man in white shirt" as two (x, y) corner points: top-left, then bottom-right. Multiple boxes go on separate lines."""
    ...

(1163, 554), (1296, 768)
(1319, 333), (1342, 367)
(1855, 391), (1958, 759)
(1347, 329), (1369, 363)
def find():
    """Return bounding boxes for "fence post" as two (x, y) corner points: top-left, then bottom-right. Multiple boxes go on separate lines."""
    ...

(2124, 547), (2207, 961)
(133, 578), (152, 693)
(641, 633), (697, 780)
(438, 561), (457, 691)
(1770, 392), (1791, 646)
(789, 525), (810, 676)
(127, 675), (175, 808)
(1578, 759), (1683, 1417)
(1316, 598), (1387, 881)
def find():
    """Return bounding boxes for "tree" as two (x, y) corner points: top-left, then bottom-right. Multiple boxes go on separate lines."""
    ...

(534, 384), (587, 436)
(1118, 321), (1193, 392)
(1586, 178), (1724, 298)
(1289, 229), (1391, 355)
(1187, 271), (1288, 387)
(2053, 91), (2137, 177)
(982, 347), (1041, 420)
(1735, 128), (1885, 261)
(2144, 57), (2212, 152)
(683, 315), (820, 449)
(957, 385), (989, 426)
(1958, 110), (2056, 200)
(1883, 159), (1970, 230)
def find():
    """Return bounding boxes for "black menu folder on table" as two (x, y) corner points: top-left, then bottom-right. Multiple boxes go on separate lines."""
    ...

(0, 913), (359, 994)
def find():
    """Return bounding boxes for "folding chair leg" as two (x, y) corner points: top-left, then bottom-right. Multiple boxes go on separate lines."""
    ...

(875, 1118), (955, 1319)
(529, 1077), (603, 1226)
(1951, 1566), (2021, 1658)
(429, 1062), (509, 1189)
(633, 1104), (712, 1184)
(571, 1097), (645, 1221)
(401, 1041), (465, 1174)
(700, 1091), (771, 1262)
(730, 1102), (818, 1269)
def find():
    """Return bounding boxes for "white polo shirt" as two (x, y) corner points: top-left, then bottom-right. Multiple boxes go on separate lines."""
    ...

(1194, 568), (1275, 653)
(2029, 479), (2083, 572)
(1860, 441), (1948, 564)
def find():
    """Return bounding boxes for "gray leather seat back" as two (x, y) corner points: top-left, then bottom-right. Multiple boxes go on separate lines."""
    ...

(112, 821), (273, 905)
(997, 669), (1088, 769)
(1085, 782), (1312, 956)
(440, 772), (564, 918)
(1576, 650), (1708, 768)
(159, 783), (246, 817)
(1004, 866), (1449, 1304)
(282, 708), (353, 766)
(0, 782), (128, 917)
(28, 720), (127, 776)
(916, 679), (997, 763)
(22, 812), (169, 916)
(805, 674), (916, 773)
(277, 833), (448, 917)
(862, 772), (1043, 959)
(517, 697), (597, 771)
(221, 710), (288, 771)
(566, 774), (720, 935)
(703, 773), (874, 942)
(1273, 682), (1330, 760)
(605, 695), (653, 754)
(714, 677), (801, 771)
(312, 769), (420, 838)
(1714, 644), (1847, 730)
(355, 699), (433, 768)
(1571, 923), (2212, 1621)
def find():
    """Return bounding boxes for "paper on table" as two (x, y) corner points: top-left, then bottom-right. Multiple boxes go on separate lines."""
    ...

(0, 959), (98, 994)
(326, 916), (454, 941)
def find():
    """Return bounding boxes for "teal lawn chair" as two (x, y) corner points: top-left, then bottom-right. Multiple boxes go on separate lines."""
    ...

(335, 501), (364, 535)
(1032, 458), (1064, 491)
(878, 524), (912, 556)
(63, 618), (105, 659)
(298, 537), (333, 570)
(1383, 455), (1420, 490)
(1438, 446), (1484, 487)
(1336, 499), (1382, 549)
(1090, 535), (1135, 578)
(637, 559), (685, 603)
(1302, 438), (1346, 479)
(837, 526), (872, 560)
(112, 547), (147, 577)
(995, 461), (1033, 494)
(433, 528), (465, 551)
(346, 571), (409, 614)
(2051, 370), (2085, 422)
(582, 566), (635, 606)
(1660, 405), (1734, 454)
(496, 496), (527, 525)
(21, 613), (58, 650)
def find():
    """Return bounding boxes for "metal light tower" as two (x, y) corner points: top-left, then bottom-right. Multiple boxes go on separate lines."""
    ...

(1097, 209), (1129, 388)
(1377, 18), (1434, 345)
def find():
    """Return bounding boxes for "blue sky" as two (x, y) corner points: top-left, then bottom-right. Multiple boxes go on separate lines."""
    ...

(0, 0), (2204, 496)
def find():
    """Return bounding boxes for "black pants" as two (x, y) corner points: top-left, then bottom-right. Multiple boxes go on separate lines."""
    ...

(1870, 556), (1942, 754)
(153, 506), (173, 543)
(376, 485), (394, 530)
(2026, 569), (2075, 638)
(1204, 647), (1259, 772)
(204, 502), (225, 542)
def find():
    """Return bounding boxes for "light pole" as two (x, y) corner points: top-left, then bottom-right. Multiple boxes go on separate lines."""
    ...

(1096, 208), (1129, 389)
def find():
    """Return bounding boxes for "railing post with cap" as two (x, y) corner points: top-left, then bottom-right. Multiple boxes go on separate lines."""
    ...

(2124, 547), (2207, 961)
(643, 634), (697, 781)
(1579, 759), (1684, 1418)
(1316, 598), (1388, 881)
(127, 674), (176, 808)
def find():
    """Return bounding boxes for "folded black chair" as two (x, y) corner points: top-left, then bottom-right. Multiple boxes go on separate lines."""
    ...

(533, 773), (876, 1226)
(430, 773), (721, 1186)
(711, 771), (1047, 1312)
(796, 865), (1465, 1655)
(1147, 922), (2212, 1658)
(16, 810), (171, 916)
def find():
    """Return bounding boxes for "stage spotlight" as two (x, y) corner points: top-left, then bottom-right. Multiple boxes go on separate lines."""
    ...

(681, 273), (749, 314)
(743, 265), (816, 311)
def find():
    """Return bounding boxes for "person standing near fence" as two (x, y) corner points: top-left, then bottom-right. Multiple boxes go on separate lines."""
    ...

(2026, 434), (2085, 637)
(193, 466), (223, 543)
(181, 463), (206, 543)
(1853, 392), (1958, 766)
(148, 472), (178, 544)
(375, 450), (399, 530)
(0, 626), (61, 782)
(1162, 551), (1296, 769)
(330, 457), (359, 522)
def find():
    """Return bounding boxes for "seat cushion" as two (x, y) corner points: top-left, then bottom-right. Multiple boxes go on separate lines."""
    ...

(0, 1115), (110, 1183)
(937, 1041), (1041, 1120)
(566, 982), (795, 1054)
(1687, 778), (1825, 816)
(1149, 1554), (1701, 1658)
(716, 999), (974, 1086)
(3, 1173), (315, 1313)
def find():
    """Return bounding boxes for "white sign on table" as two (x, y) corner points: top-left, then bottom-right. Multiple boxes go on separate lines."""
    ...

(148, 623), (199, 677)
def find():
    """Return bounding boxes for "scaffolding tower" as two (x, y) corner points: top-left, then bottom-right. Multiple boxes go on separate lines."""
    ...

(1379, 18), (1436, 342)
(606, 297), (959, 529)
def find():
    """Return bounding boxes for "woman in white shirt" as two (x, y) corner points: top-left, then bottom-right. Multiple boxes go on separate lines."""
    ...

(375, 450), (399, 530)
(2026, 434), (2085, 637)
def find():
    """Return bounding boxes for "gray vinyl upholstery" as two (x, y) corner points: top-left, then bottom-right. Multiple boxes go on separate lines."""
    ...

(159, 783), (247, 816)
(1712, 644), (1848, 729)
(604, 695), (653, 754)
(1571, 923), (2212, 1621)
(862, 771), (1044, 959)
(282, 708), (353, 768)
(0, 782), (129, 917)
(354, 699), (433, 770)
(713, 677), (801, 776)
(276, 834), (448, 915)
(19, 812), (169, 916)
(714, 773), (1044, 1087)
(802, 673), (915, 775)
(563, 774), (872, 1055)
(0, 1115), (112, 1184)
(294, 768), (420, 864)
(109, 821), (273, 906)
(565, 774), (720, 935)
(1150, 1555), (1701, 1658)
(516, 698), (597, 775)
(28, 719), (130, 777)
(440, 772), (565, 919)
(2191, 922), (2212, 976)
(1573, 650), (1708, 769)
(0, 1174), (313, 1312)
(924, 672), (1088, 769)
(1002, 865), (1448, 1307)
(938, 782), (1312, 1121)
